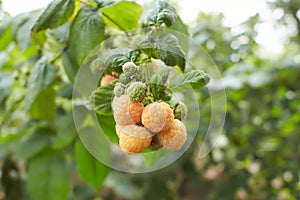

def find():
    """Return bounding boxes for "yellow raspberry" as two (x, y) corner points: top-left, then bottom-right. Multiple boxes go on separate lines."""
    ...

(100, 74), (118, 86)
(116, 124), (153, 153)
(112, 95), (144, 126)
(157, 119), (187, 151)
(142, 102), (174, 132)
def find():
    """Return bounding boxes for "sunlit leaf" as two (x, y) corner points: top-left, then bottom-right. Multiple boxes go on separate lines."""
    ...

(101, 1), (142, 31)
(29, 87), (56, 122)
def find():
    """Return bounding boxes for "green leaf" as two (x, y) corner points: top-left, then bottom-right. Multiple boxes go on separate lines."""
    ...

(57, 84), (73, 99)
(25, 56), (56, 110)
(31, 0), (75, 33)
(15, 13), (39, 51)
(92, 0), (115, 8)
(0, 15), (11, 36)
(168, 16), (189, 53)
(29, 87), (56, 122)
(149, 70), (170, 100)
(101, 48), (136, 69)
(44, 31), (66, 54)
(0, 24), (12, 51)
(155, 33), (186, 71)
(169, 70), (210, 92)
(96, 114), (118, 143)
(143, 149), (169, 167)
(151, 69), (169, 85)
(0, 74), (14, 105)
(62, 48), (79, 84)
(144, 0), (177, 26)
(27, 151), (70, 200)
(48, 22), (71, 44)
(101, 1), (142, 31)
(11, 12), (31, 42)
(75, 138), (109, 189)
(89, 81), (116, 115)
(54, 112), (77, 149)
(30, 30), (47, 46)
(70, 6), (105, 65)
(14, 126), (55, 161)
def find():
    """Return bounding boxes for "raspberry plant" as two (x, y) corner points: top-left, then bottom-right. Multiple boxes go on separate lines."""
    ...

(1, 0), (299, 199)
(0, 0), (209, 199)
(87, 1), (210, 155)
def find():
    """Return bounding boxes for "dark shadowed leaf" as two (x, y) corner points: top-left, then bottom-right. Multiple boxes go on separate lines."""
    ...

(0, 74), (14, 105)
(101, 48), (136, 69)
(155, 34), (185, 71)
(75, 138), (109, 189)
(27, 151), (70, 200)
(25, 56), (56, 110)
(144, 0), (177, 26)
(54, 111), (77, 149)
(62, 48), (79, 84)
(14, 126), (55, 161)
(89, 81), (116, 115)
(48, 22), (71, 44)
(96, 114), (118, 143)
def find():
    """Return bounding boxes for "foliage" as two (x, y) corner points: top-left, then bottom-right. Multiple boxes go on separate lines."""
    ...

(0, 0), (299, 199)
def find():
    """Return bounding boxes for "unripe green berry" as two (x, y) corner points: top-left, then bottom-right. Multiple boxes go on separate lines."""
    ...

(122, 62), (138, 76)
(119, 74), (132, 85)
(174, 102), (188, 120)
(127, 81), (147, 102)
(114, 83), (125, 97)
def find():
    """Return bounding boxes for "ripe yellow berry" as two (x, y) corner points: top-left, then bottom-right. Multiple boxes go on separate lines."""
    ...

(112, 95), (144, 126)
(142, 102), (174, 132)
(116, 124), (153, 153)
(157, 119), (187, 151)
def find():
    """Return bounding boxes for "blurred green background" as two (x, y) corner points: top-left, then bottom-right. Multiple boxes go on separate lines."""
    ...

(0, 0), (300, 199)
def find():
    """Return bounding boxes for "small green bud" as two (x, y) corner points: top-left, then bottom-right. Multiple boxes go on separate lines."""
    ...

(127, 81), (147, 102)
(174, 102), (188, 120)
(119, 74), (132, 85)
(122, 62), (138, 76)
(114, 83), (125, 97)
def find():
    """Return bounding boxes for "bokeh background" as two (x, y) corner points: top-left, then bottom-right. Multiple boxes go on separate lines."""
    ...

(0, 0), (300, 199)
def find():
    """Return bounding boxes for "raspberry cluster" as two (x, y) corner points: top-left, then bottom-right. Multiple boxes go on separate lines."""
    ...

(111, 62), (188, 154)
